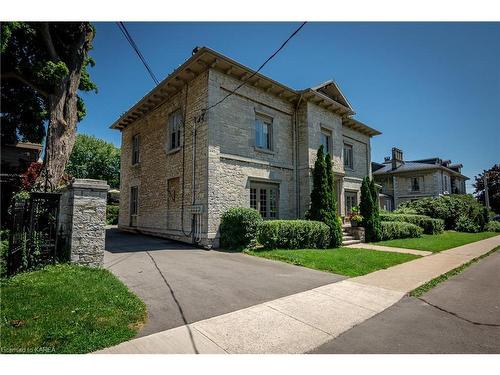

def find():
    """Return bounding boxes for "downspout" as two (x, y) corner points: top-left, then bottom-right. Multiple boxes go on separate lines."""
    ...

(180, 81), (194, 238)
(293, 94), (304, 218)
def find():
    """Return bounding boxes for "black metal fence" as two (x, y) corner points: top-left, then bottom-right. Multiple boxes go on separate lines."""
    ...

(7, 192), (61, 276)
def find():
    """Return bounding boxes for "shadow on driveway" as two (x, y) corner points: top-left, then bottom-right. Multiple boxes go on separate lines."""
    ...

(104, 228), (346, 339)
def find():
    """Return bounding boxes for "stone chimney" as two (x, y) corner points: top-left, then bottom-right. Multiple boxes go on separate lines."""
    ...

(391, 147), (404, 170)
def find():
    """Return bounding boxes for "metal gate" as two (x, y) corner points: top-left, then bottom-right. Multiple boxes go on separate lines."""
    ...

(8, 192), (61, 275)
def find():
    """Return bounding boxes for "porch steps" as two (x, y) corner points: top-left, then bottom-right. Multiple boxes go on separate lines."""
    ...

(341, 226), (362, 246)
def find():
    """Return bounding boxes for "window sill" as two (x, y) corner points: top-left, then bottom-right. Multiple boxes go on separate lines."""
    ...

(131, 163), (140, 167)
(166, 146), (182, 155)
(254, 146), (275, 155)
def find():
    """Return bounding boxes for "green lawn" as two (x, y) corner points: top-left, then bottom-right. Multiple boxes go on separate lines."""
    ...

(0, 264), (146, 354)
(245, 248), (420, 277)
(374, 231), (499, 252)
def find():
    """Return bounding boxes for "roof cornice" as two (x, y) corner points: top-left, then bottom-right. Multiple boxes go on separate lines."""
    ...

(110, 46), (381, 138)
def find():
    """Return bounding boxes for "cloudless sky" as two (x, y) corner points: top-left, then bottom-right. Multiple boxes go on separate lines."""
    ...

(79, 22), (500, 192)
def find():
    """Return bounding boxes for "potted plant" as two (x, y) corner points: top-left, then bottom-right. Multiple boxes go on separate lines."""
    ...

(347, 206), (363, 227)
(350, 214), (363, 227)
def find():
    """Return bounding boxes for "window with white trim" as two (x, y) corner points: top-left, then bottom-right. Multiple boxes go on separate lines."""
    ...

(343, 143), (353, 169)
(320, 128), (332, 156)
(345, 191), (357, 214)
(250, 182), (279, 219)
(255, 115), (273, 151)
(168, 109), (183, 151)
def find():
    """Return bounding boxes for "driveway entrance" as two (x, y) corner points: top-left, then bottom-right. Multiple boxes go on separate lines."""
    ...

(105, 228), (345, 337)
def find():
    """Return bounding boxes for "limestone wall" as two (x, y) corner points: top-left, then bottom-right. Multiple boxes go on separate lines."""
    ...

(118, 71), (210, 246)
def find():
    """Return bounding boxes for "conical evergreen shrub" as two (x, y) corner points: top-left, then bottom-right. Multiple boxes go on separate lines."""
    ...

(307, 146), (342, 247)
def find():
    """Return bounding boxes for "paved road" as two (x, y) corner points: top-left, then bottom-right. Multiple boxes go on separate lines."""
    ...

(104, 228), (345, 338)
(311, 250), (500, 354)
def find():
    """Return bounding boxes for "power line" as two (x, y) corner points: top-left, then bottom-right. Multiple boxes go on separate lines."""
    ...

(116, 22), (160, 85)
(201, 21), (307, 116)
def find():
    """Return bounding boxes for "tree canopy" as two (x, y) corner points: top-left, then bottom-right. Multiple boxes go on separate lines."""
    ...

(1, 22), (96, 186)
(473, 164), (500, 214)
(66, 134), (120, 189)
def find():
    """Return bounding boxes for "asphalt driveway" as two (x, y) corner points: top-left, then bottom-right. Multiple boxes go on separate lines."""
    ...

(104, 228), (345, 338)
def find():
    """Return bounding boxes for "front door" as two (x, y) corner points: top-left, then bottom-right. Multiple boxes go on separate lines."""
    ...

(345, 191), (357, 215)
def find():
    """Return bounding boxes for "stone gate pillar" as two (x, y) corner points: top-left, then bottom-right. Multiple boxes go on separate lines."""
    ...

(58, 179), (109, 267)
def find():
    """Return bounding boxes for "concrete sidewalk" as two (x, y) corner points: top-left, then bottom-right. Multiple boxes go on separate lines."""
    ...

(347, 243), (432, 257)
(97, 235), (500, 354)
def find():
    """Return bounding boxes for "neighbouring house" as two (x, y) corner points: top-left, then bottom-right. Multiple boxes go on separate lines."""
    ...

(111, 47), (381, 248)
(0, 142), (42, 225)
(372, 147), (469, 211)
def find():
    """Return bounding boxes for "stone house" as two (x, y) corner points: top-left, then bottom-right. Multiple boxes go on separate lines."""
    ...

(111, 47), (381, 248)
(372, 147), (469, 211)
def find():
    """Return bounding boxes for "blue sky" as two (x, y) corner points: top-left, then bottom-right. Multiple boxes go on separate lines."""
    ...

(79, 22), (500, 191)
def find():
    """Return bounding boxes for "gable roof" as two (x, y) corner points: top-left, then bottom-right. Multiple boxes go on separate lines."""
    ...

(311, 80), (353, 110)
(110, 47), (381, 137)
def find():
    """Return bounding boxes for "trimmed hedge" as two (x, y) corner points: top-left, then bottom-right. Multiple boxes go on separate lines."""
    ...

(220, 207), (263, 249)
(380, 221), (423, 240)
(379, 213), (444, 234)
(258, 220), (331, 249)
(106, 204), (120, 225)
(398, 195), (487, 232)
(485, 221), (500, 232)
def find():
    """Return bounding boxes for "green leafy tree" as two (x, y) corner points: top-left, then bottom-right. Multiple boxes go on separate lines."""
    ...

(1, 22), (97, 186)
(66, 134), (120, 188)
(473, 165), (500, 214)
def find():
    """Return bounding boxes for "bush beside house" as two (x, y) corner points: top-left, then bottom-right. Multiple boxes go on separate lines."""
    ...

(258, 220), (330, 249)
(397, 195), (488, 232)
(306, 145), (343, 247)
(220, 207), (263, 249)
(360, 177), (382, 242)
(380, 221), (423, 240)
(485, 221), (500, 232)
(380, 213), (444, 234)
(106, 204), (120, 225)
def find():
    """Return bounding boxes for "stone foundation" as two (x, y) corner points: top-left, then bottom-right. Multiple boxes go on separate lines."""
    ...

(344, 226), (365, 242)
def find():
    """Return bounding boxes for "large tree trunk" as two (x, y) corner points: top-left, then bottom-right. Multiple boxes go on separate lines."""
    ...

(43, 23), (93, 188)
